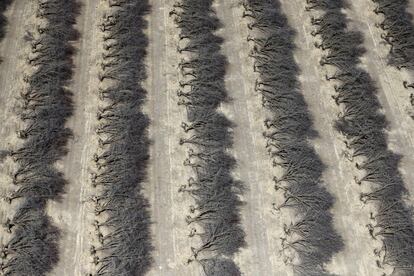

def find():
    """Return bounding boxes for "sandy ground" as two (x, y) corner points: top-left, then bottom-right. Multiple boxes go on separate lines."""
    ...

(47, 1), (102, 275)
(0, 1), (414, 276)
(0, 0), (35, 258)
(281, 1), (386, 275)
(145, 0), (203, 275)
(346, 0), (414, 202)
(215, 1), (291, 275)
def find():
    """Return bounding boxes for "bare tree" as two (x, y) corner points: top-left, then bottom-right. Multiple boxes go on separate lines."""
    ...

(89, 0), (153, 275)
(172, 1), (245, 274)
(370, 0), (414, 70)
(308, 0), (414, 272)
(1, 1), (79, 275)
(241, 0), (343, 274)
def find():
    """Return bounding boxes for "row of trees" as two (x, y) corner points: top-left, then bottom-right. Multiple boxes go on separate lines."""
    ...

(371, 0), (414, 70)
(370, 0), (414, 115)
(307, 0), (414, 274)
(88, 0), (153, 275)
(242, 1), (343, 275)
(0, 0), (79, 275)
(172, 1), (245, 275)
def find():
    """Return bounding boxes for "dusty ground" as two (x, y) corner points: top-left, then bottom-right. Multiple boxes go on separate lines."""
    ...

(346, 0), (414, 200)
(0, 0), (35, 260)
(282, 1), (385, 275)
(215, 1), (291, 275)
(0, 0), (413, 276)
(47, 1), (102, 275)
(144, 0), (202, 275)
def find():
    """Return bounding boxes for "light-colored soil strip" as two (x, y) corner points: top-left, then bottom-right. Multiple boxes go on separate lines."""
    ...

(0, 0), (33, 268)
(1, 0), (79, 274)
(304, 0), (414, 274)
(215, 1), (288, 275)
(47, 0), (102, 275)
(283, 1), (384, 275)
(144, 0), (203, 275)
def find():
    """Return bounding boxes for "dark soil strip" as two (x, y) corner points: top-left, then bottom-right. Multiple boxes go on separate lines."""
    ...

(0, 1), (79, 274)
(306, 0), (414, 273)
(171, 1), (246, 275)
(0, 0), (12, 62)
(241, 1), (343, 275)
(89, 0), (153, 275)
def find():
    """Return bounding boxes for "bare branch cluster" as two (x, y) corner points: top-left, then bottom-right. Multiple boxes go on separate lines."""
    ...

(241, 1), (343, 274)
(198, 257), (242, 276)
(307, 0), (414, 273)
(371, 0), (414, 70)
(370, 0), (414, 114)
(0, 0), (79, 275)
(88, 1), (153, 275)
(172, 1), (245, 275)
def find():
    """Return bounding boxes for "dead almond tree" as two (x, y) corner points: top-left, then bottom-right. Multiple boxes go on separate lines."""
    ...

(89, 0), (153, 275)
(173, 1), (246, 275)
(307, 0), (414, 273)
(0, 1), (79, 275)
(241, 0), (343, 274)
(370, 0), (414, 115)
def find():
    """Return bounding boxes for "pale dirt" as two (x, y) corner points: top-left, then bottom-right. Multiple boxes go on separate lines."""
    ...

(145, 0), (202, 275)
(346, 0), (414, 203)
(47, 0), (102, 275)
(282, 1), (385, 275)
(0, 0), (36, 259)
(0, 1), (413, 276)
(215, 1), (291, 275)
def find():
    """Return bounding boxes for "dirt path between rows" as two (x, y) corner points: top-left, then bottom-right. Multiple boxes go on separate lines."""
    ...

(145, 1), (202, 275)
(347, 0), (414, 202)
(282, 1), (384, 275)
(0, 0), (34, 256)
(47, 1), (102, 275)
(215, 1), (289, 275)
